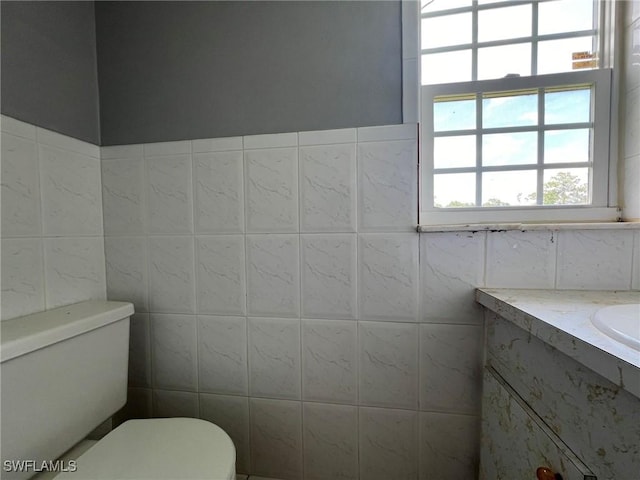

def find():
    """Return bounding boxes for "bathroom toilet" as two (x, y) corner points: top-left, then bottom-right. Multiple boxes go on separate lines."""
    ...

(0, 301), (235, 480)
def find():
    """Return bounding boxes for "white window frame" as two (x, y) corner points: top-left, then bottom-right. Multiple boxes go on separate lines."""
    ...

(416, 0), (620, 226)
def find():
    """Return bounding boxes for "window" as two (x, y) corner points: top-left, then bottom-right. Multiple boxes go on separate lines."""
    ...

(419, 0), (619, 224)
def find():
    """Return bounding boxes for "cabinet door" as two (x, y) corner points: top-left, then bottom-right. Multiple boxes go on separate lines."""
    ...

(480, 368), (596, 480)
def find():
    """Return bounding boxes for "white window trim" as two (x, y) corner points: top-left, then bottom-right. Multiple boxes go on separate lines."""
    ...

(415, 0), (621, 226)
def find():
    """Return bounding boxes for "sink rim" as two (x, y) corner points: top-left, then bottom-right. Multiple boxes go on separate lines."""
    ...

(591, 304), (640, 352)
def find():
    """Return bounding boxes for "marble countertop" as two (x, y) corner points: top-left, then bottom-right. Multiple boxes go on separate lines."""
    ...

(476, 288), (640, 399)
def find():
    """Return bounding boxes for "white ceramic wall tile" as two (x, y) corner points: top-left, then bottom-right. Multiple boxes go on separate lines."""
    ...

(151, 313), (197, 391)
(359, 407), (418, 480)
(36, 127), (100, 158)
(359, 321), (419, 409)
(248, 317), (301, 400)
(421, 232), (485, 324)
(301, 234), (357, 319)
(633, 231), (640, 290)
(196, 235), (246, 315)
(147, 236), (195, 314)
(39, 145), (103, 236)
(194, 152), (244, 234)
(152, 390), (198, 418)
(249, 398), (302, 480)
(243, 132), (297, 150)
(299, 144), (357, 232)
(420, 324), (482, 415)
(104, 236), (148, 312)
(198, 316), (248, 395)
(128, 313), (151, 388)
(1, 238), (44, 320)
(556, 230), (635, 290)
(419, 412), (479, 480)
(301, 320), (357, 404)
(357, 124), (417, 143)
(303, 403), (358, 480)
(143, 140), (191, 157)
(1, 133), (41, 237)
(192, 136), (243, 153)
(101, 144), (144, 160)
(358, 140), (418, 231)
(624, 86), (640, 159)
(43, 237), (106, 309)
(485, 230), (556, 288)
(146, 155), (193, 234)
(298, 128), (357, 146)
(246, 235), (300, 317)
(101, 157), (146, 235)
(200, 393), (251, 474)
(244, 148), (298, 233)
(1, 115), (37, 139)
(623, 154), (640, 221)
(359, 234), (419, 321)
(116, 387), (152, 423)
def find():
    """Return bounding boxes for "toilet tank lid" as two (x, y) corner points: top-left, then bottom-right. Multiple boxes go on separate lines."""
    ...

(1, 301), (134, 363)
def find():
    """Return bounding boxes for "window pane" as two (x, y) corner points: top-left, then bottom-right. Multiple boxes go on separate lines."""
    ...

(422, 13), (472, 49)
(482, 170), (537, 206)
(422, 50), (472, 85)
(483, 132), (537, 167)
(434, 97), (476, 131)
(539, 0), (594, 35)
(434, 135), (476, 168)
(538, 37), (595, 74)
(544, 129), (590, 164)
(478, 5), (531, 42)
(434, 173), (476, 207)
(483, 92), (537, 128)
(544, 88), (591, 124)
(422, 0), (471, 14)
(542, 168), (589, 204)
(478, 44), (531, 80)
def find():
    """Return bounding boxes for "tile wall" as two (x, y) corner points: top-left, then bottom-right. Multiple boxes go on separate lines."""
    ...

(103, 123), (640, 480)
(1, 111), (638, 479)
(1, 115), (106, 320)
(621, 0), (640, 220)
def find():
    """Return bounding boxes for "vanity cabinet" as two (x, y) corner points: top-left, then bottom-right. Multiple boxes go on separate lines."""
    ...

(476, 289), (640, 480)
(482, 367), (596, 480)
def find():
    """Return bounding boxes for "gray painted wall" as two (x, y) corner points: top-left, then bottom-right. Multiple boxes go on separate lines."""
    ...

(1, 1), (100, 144)
(96, 1), (402, 145)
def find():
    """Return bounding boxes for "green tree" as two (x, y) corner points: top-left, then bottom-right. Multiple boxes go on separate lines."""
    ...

(446, 200), (475, 208)
(482, 198), (510, 207)
(525, 171), (588, 205)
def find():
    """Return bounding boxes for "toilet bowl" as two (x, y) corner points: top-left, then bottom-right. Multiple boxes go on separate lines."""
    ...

(0, 301), (235, 480)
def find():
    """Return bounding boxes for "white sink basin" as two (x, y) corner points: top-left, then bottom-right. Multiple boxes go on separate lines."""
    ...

(592, 304), (640, 351)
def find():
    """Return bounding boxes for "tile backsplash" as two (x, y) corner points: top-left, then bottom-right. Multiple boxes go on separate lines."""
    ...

(101, 123), (639, 480)
(1, 116), (106, 319)
(2, 114), (639, 480)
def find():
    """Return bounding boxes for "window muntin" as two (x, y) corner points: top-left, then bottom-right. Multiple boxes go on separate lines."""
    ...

(422, 69), (612, 212)
(421, 0), (599, 85)
(419, 0), (617, 224)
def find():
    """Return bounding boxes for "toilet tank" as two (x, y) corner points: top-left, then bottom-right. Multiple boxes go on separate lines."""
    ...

(1, 301), (134, 480)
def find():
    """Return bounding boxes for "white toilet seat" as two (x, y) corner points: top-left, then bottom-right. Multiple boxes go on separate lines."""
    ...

(54, 418), (235, 480)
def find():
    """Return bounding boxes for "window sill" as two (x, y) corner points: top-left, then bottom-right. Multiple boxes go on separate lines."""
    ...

(417, 221), (640, 233)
